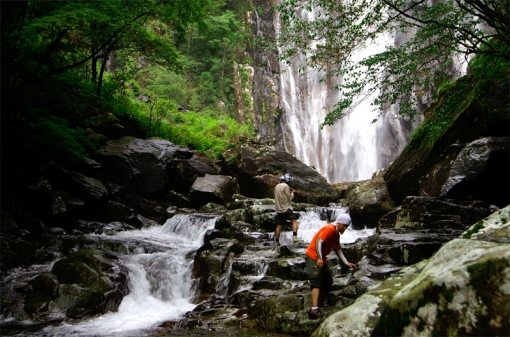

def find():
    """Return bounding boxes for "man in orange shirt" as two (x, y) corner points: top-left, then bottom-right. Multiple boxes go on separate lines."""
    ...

(305, 213), (357, 319)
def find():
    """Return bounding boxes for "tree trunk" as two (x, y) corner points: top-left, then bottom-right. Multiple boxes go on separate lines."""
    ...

(91, 54), (98, 83)
(96, 54), (109, 97)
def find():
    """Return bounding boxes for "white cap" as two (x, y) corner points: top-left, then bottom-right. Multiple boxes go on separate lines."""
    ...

(335, 213), (352, 226)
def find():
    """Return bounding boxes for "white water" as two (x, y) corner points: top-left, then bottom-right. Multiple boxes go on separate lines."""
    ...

(275, 5), (415, 183)
(278, 209), (376, 246)
(37, 214), (217, 337)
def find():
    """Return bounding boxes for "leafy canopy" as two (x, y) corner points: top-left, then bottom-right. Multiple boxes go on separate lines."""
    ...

(276, 0), (510, 126)
(1, 0), (255, 163)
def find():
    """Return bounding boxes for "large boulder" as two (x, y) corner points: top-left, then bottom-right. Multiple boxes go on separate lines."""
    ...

(222, 143), (339, 205)
(440, 137), (509, 207)
(96, 137), (193, 196)
(189, 174), (240, 209)
(113, 193), (171, 223)
(344, 170), (397, 229)
(25, 249), (128, 320)
(166, 158), (219, 194)
(312, 204), (510, 337)
(367, 227), (462, 266)
(46, 163), (109, 203)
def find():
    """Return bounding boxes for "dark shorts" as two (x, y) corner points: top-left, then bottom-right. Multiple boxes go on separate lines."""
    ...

(305, 255), (333, 292)
(277, 209), (298, 225)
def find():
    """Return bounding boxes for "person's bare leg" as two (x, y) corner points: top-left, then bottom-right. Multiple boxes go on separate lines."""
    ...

(318, 290), (327, 305)
(275, 224), (282, 239)
(291, 219), (302, 242)
(311, 288), (320, 307)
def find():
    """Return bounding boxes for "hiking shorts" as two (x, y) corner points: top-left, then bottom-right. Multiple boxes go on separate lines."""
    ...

(305, 255), (333, 291)
(277, 209), (298, 225)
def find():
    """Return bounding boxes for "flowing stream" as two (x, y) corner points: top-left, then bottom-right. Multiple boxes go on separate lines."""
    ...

(22, 210), (374, 337)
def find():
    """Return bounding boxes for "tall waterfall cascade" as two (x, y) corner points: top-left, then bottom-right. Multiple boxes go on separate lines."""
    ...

(273, 4), (433, 183)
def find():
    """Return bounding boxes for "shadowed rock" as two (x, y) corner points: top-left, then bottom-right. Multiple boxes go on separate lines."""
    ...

(378, 196), (494, 230)
(190, 174), (240, 208)
(97, 137), (193, 196)
(440, 136), (510, 207)
(222, 143), (339, 205)
(25, 249), (128, 320)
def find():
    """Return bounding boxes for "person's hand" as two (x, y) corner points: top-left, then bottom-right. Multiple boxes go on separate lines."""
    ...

(346, 262), (357, 270)
(316, 258), (324, 269)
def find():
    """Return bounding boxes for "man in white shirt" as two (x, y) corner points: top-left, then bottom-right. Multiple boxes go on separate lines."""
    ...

(274, 173), (302, 246)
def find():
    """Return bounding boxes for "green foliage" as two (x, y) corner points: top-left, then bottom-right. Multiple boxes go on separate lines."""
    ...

(277, 0), (510, 126)
(28, 113), (95, 163)
(463, 221), (485, 239)
(2, 0), (255, 163)
(152, 111), (253, 158)
(182, 10), (251, 111)
(409, 49), (510, 151)
(135, 65), (201, 110)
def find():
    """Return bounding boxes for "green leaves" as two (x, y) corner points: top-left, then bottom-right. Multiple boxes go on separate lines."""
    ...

(276, 0), (510, 126)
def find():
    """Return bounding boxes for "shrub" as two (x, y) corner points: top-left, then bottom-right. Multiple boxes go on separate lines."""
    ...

(28, 112), (96, 163)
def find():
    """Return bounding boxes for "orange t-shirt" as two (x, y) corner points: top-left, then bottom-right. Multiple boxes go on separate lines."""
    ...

(305, 224), (340, 261)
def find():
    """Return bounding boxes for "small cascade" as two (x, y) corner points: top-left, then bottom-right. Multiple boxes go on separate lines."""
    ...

(35, 214), (218, 337)
(278, 209), (376, 245)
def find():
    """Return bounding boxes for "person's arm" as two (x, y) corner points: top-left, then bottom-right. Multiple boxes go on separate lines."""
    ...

(316, 238), (324, 269)
(286, 184), (294, 202)
(334, 248), (357, 269)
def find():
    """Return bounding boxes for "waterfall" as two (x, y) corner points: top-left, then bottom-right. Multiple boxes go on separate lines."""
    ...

(274, 4), (419, 183)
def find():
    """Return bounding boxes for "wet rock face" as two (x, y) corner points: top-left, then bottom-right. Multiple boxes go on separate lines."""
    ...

(222, 143), (339, 205)
(25, 249), (128, 320)
(185, 197), (472, 335)
(315, 205), (510, 337)
(378, 196), (494, 231)
(440, 137), (510, 207)
(246, 0), (281, 145)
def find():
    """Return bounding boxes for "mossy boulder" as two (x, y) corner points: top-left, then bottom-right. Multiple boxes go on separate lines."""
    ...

(344, 172), (397, 229)
(312, 205), (510, 337)
(25, 249), (128, 320)
(384, 71), (510, 204)
(266, 257), (307, 280)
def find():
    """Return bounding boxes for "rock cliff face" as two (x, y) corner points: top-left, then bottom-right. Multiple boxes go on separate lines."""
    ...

(231, 0), (281, 145)
(384, 74), (510, 205)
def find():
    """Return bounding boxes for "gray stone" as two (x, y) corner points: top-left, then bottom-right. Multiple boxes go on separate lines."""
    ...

(190, 174), (240, 208)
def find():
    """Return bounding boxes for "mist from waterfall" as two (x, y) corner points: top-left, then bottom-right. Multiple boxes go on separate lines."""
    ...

(274, 5), (418, 183)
